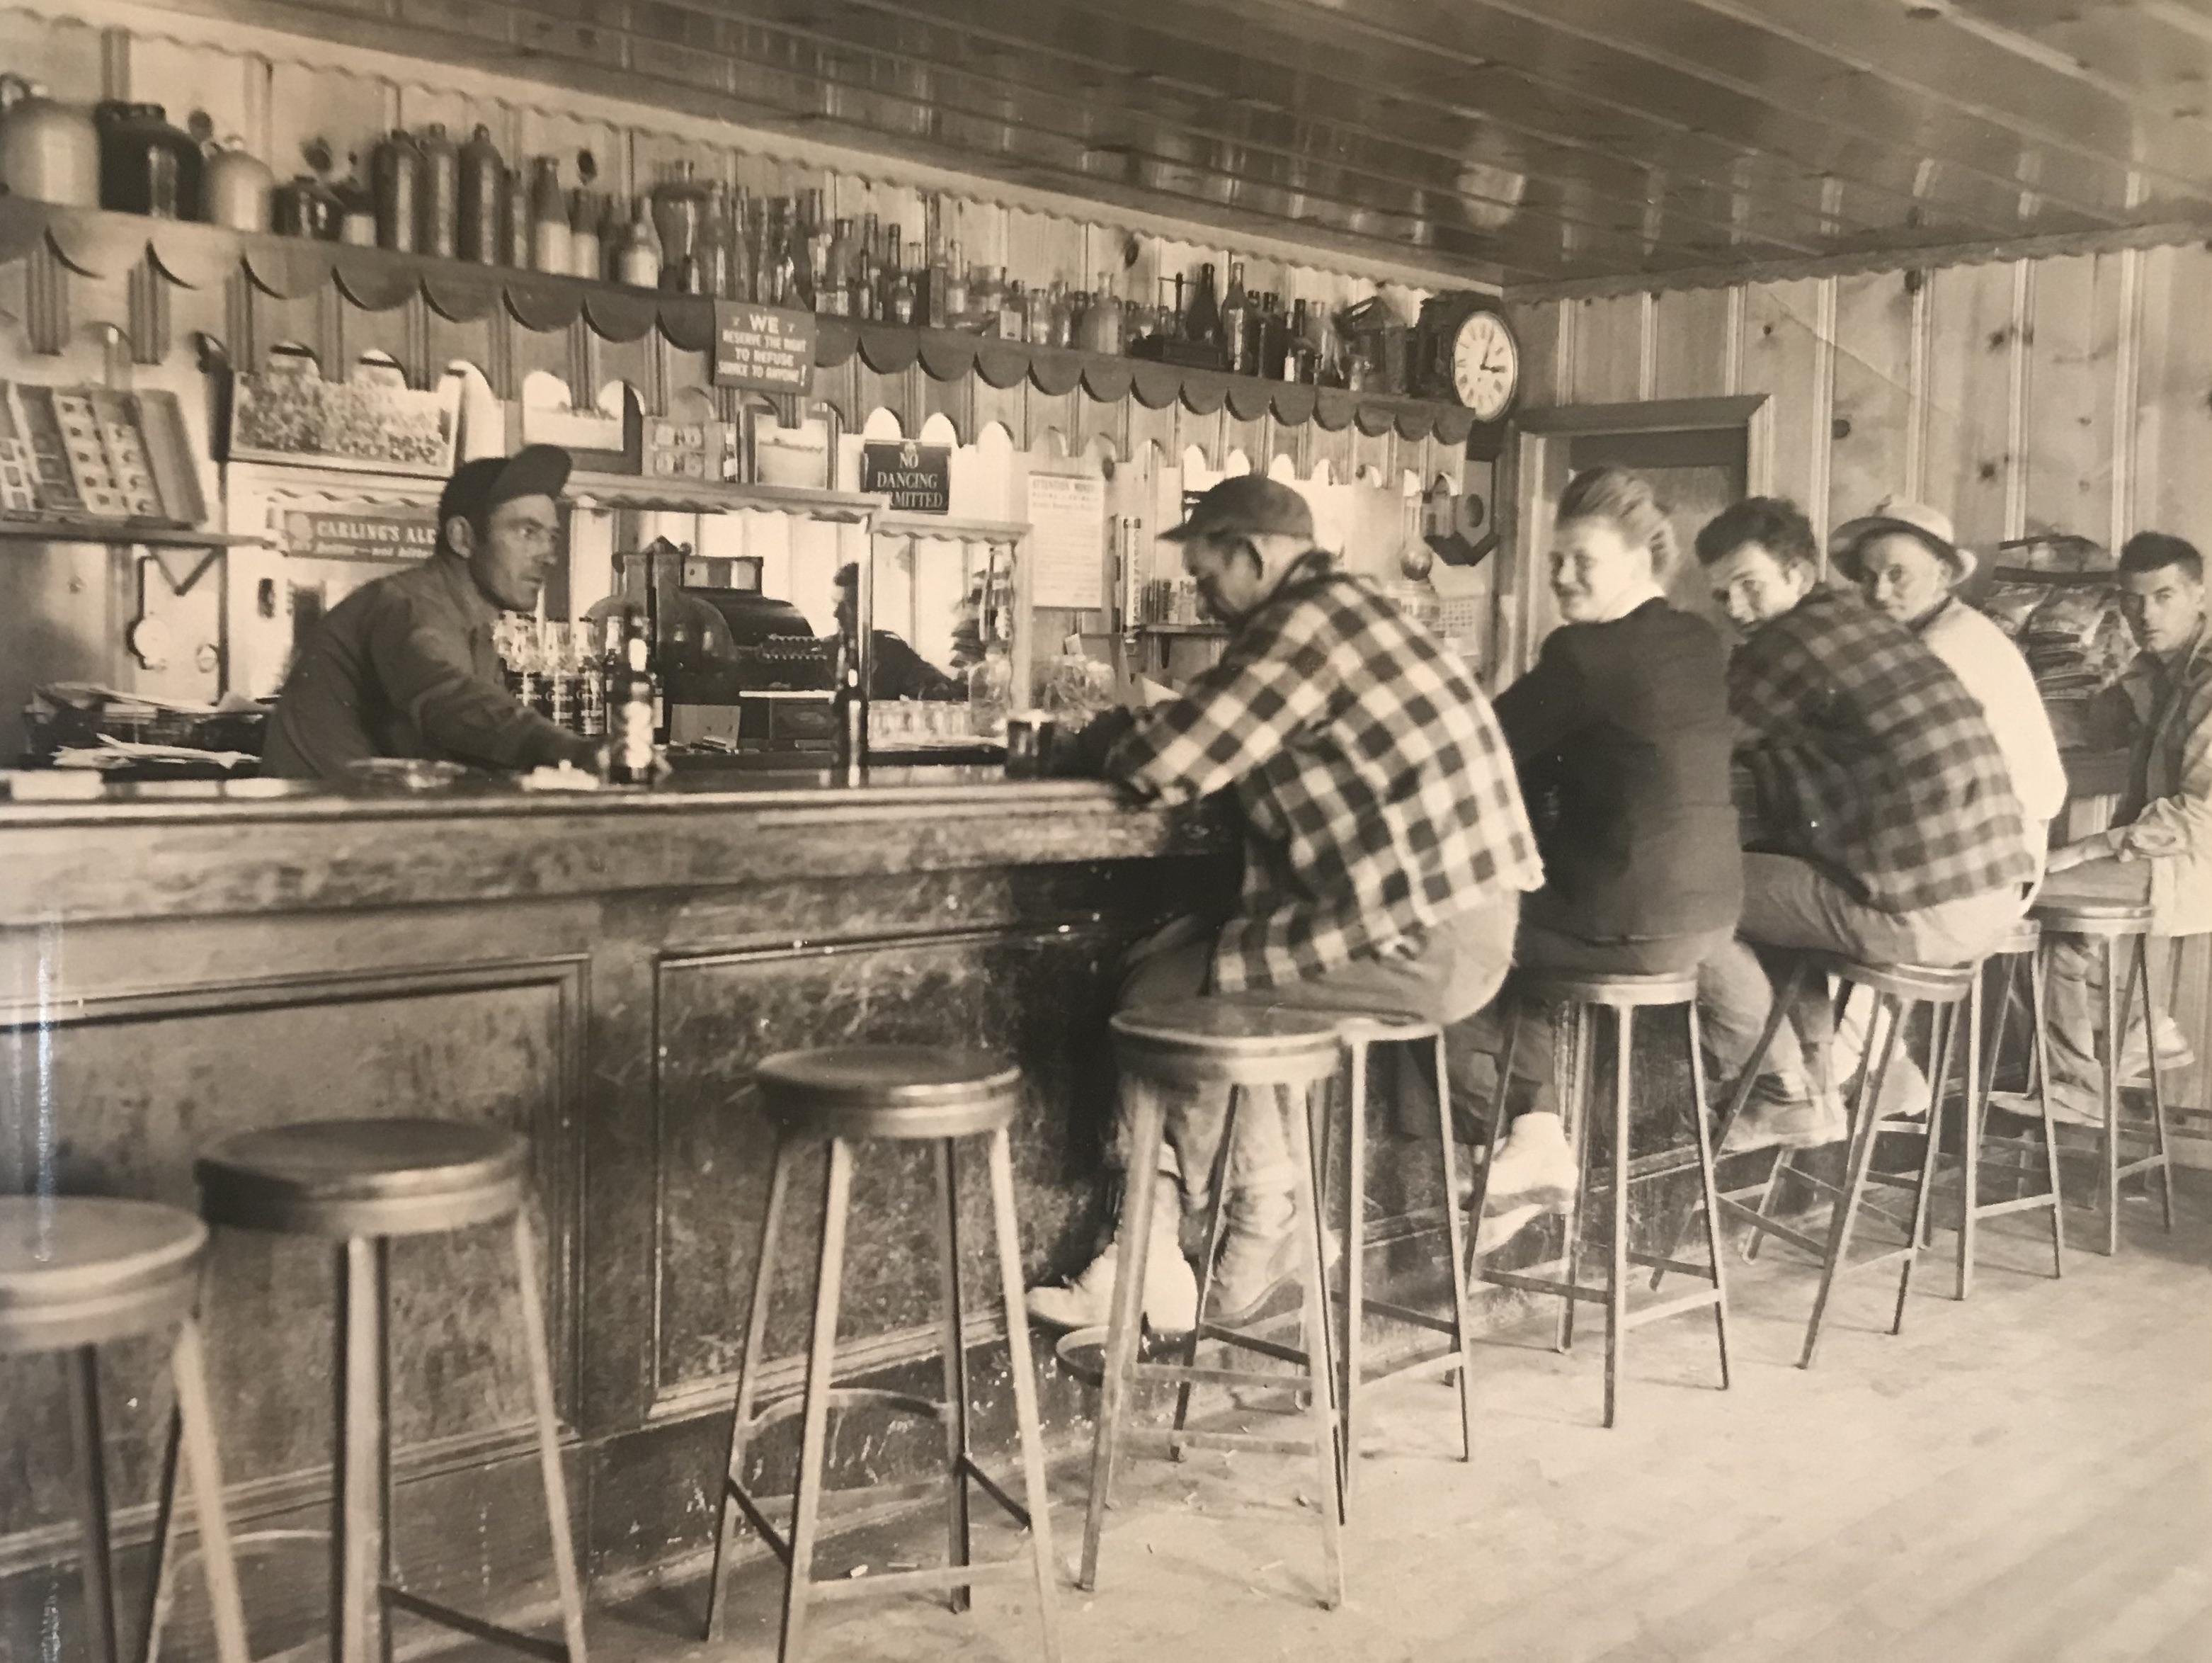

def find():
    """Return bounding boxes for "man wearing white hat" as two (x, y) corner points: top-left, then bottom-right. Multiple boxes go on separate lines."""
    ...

(1833, 498), (2067, 871)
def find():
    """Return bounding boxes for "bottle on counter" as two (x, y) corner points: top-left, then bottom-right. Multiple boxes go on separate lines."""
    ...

(700, 181), (731, 299)
(1026, 280), (1056, 346)
(370, 130), (421, 252)
(457, 124), (502, 262)
(833, 628), (865, 784)
(1087, 271), (1123, 354)
(415, 122), (458, 258)
(617, 195), (661, 288)
(999, 278), (1025, 342)
(724, 188), (751, 301)
(942, 242), (967, 325)
(1219, 261), (1252, 373)
(608, 608), (658, 785)
(575, 620), (608, 738)
(530, 156), (570, 274)
(1285, 299), (1318, 383)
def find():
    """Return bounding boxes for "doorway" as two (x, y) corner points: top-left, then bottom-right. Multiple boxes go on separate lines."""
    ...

(1493, 395), (1771, 687)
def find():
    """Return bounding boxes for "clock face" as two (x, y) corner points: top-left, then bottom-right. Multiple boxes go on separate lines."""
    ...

(1452, 310), (1519, 420)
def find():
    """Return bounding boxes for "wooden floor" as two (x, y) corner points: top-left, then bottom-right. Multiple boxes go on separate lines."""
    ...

(494, 1167), (2212, 1663)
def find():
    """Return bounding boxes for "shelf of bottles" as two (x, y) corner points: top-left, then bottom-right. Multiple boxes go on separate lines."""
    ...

(0, 163), (1488, 446)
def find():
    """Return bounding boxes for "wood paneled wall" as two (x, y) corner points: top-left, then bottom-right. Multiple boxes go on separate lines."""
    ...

(1507, 243), (2212, 557)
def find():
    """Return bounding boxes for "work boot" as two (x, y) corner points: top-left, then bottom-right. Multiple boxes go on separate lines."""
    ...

(1025, 1173), (1196, 1334)
(1207, 1187), (1300, 1329)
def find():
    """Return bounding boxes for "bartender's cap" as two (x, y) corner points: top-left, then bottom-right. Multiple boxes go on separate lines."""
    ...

(437, 445), (572, 545)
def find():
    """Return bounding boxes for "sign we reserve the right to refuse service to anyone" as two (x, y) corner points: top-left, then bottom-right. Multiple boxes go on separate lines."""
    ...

(711, 303), (818, 395)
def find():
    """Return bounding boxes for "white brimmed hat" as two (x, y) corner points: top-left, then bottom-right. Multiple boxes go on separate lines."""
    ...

(1831, 497), (1976, 584)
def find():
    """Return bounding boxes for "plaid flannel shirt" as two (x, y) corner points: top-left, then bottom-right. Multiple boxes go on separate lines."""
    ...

(1731, 585), (2034, 911)
(1106, 552), (1543, 992)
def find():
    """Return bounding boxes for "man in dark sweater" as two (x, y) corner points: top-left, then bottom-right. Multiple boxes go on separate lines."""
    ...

(1463, 467), (1745, 1250)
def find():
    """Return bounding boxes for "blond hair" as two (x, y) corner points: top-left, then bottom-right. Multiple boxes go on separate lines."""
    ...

(1556, 466), (1678, 577)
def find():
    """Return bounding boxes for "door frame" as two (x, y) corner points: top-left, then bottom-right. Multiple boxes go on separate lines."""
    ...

(1491, 394), (1772, 690)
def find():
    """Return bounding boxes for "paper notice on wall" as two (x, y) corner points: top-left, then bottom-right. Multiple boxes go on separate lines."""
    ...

(1025, 470), (1108, 611)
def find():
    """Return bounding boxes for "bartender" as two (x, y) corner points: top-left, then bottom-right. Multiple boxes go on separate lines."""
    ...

(263, 445), (605, 781)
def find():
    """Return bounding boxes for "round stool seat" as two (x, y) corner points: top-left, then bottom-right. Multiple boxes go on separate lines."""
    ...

(755, 1045), (1022, 1140)
(2031, 895), (2153, 936)
(197, 1118), (528, 1239)
(1112, 1003), (1342, 1089)
(1990, 916), (2042, 957)
(1519, 967), (1700, 1009)
(0, 1197), (207, 1353)
(1804, 953), (1976, 1006)
(1333, 1009), (1442, 1041)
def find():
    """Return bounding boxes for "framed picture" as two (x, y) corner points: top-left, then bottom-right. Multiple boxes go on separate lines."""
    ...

(226, 355), (462, 477)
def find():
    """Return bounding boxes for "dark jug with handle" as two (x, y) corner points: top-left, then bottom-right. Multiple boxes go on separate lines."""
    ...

(95, 101), (203, 218)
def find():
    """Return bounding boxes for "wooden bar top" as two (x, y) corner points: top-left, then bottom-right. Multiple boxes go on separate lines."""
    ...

(0, 769), (1230, 926)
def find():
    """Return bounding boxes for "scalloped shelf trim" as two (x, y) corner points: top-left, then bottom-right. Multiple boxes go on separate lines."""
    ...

(0, 199), (1483, 446)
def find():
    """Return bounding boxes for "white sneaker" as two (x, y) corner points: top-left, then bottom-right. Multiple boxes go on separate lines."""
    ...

(1482, 1113), (1578, 1208)
(1026, 1240), (1197, 1335)
(2121, 1013), (2195, 1086)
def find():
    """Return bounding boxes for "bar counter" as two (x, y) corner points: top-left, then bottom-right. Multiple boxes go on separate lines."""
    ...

(0, 771), (1236, 1652)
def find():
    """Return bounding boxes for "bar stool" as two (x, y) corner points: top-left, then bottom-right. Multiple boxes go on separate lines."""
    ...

(1079, 1004), (1346, 1608)
(2027, 892), (2177, 1256)
(154, 1118), (587, 1663)
(1721, 955), (1971, 1368)
(1318, 1012), (1477, 1500)
(700, 1047), (1058, 1663)
(1467, 970), (1729, 1429)
(1946, 917), (2065, 1296)
(0, 1198), (249, 1663)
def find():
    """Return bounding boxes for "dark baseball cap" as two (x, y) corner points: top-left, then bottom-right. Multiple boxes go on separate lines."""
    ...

(437, 444), (572, 530)
(1161, 475), (1314, 544)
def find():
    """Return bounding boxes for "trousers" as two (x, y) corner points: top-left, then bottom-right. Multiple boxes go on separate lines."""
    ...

(1111, 897), (1520, 1227)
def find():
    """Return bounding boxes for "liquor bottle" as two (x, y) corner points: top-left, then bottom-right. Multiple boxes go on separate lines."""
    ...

(823, 217), (853, 315)
(530, 157), (569, 274)
(998, 274), (1023, 341)
(1090, 271), (1123, 354)
(608, 610), (657, 785)
(576, 620), (608, 737)
(724, 188), (751, 301)
(875, 234), (900, 322)
(1285, 299), (1318, 383)
(546, 623), (574, 730)
(942, 242), (967, 323)
(889, 243), (918, 325)
(747, 195), (772, 302)
(503, 166), (532, 269)
(700, 181), (731, 299)
(416, 123), (459, 259)
(1028, 280), (1056, 346)
(1219, 261), (1251, 373)
(833, 628), (865, 784)
(769, 202), (797, 305)
(1187, 262), (1221, 356)
(1260, 293), (1289, 379)
(568, 190), (603, 280)
(1166, 273), (1187, 342)
(457, 125), (503, 263)
(617, 195), (661, 287)
(925, 235), (950, 327)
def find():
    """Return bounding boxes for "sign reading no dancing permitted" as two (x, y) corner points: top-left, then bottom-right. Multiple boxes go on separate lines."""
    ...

(711, 303), (818, 395)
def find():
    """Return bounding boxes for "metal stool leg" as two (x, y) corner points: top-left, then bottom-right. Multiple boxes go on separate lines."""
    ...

(2101, 937), (2124, 1256)
(1281, 1084), (1345, 1610)
(1956, 960), (2004, 1295)
(1684, 1005), (1732, 1390)
(1893, 1001), (1956, 1336)
(333, 1237), (390, 1663)
(932, 1138), (974, 1614)
(67, 1344), (121, 1663)
(1170, 1090), (1242, 1456)
(2134, 938), (2179, 1233)
(984, 1127), (1063, 1663)
(2028, 943), (2067, 1277)
(1078, 1081), (1165, 1591)
(1465, 1008), (1520, 1232)
(1602, 1006), (1632, 1430)
(1340, 1039), (1369, 1494)
(705, 1135), (794, 1642)
(1799, 995), (1903, 1368)
(1429, 1031), (1479, 1463)
(1556, 1006), (1592, 1355)
(169, 1312), (251, 1663)
(512, 1213), (589, 1662)
(780, 1137), (855, 1662)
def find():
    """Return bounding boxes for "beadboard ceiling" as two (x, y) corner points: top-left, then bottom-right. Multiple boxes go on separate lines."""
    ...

(213, 0), (2212, 288)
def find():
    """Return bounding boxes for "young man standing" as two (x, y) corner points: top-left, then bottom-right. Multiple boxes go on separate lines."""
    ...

(1692, 496), (2037, 1151)
(1027, 475), (1543, 1333)
(2039, 533), (2210, 1118)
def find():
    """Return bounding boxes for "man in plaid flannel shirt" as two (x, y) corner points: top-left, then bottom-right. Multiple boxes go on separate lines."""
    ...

(1693, 496), (2036, 1152)
(1027, 476), (1542, 1335)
